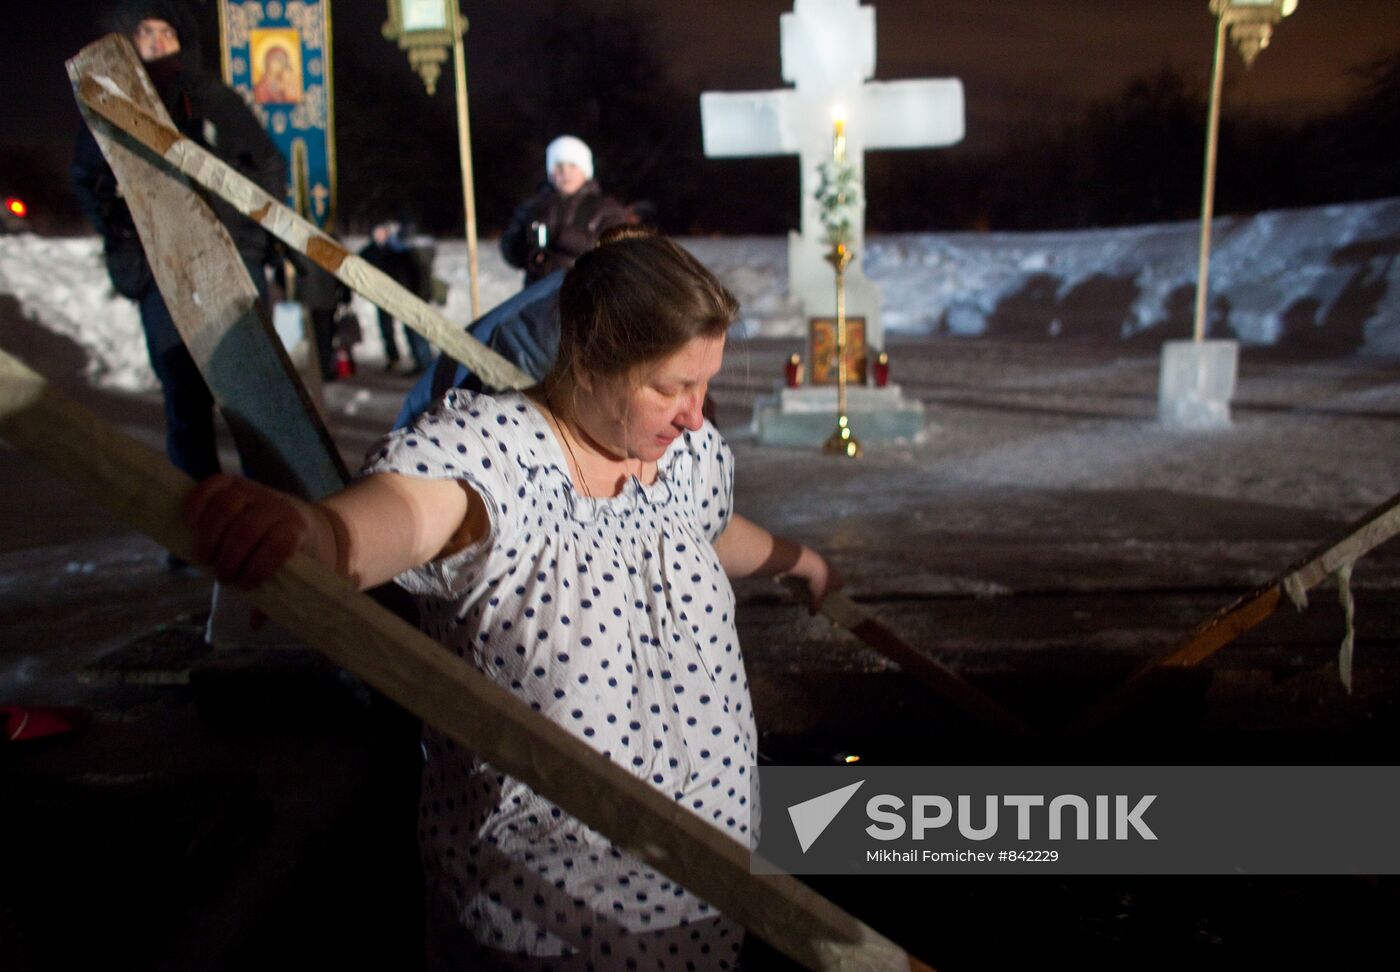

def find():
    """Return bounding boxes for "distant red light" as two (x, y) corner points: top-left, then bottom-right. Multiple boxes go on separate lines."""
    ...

(4, 197), (26, 218)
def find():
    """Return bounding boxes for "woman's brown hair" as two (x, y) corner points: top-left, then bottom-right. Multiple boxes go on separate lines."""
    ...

(540, 227), (738, 415)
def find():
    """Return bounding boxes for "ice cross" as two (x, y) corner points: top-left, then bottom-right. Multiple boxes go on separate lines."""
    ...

(701, 0), (964, 351)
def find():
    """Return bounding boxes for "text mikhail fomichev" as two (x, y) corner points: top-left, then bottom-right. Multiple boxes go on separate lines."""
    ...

(869, 849), (998, 862)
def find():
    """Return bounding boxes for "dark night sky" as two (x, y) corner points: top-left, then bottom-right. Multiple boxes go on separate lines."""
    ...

(639, 0), (1399, 142)
(4, 0), (1397, 229)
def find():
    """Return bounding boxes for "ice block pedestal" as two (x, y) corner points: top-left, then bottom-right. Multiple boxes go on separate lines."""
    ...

(1158, 339), (1239, 429)
(753, 383), (926, 447)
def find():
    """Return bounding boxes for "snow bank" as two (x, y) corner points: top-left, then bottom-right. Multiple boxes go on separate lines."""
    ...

(865, 198), (1400, 354)
(0, 235), (149, 390)
(3, 198), (1396, 391)
(439, 198), (1400, 353)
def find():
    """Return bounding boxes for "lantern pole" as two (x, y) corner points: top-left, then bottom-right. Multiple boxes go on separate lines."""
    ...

(384, 0), (482, 318)
(1192, 0), (1300, 343)
(449, 5), (481, 318)
(1192, 11), (1229, 344)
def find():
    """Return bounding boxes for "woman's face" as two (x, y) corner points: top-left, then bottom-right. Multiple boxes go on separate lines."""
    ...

(581, 334), (725, 462)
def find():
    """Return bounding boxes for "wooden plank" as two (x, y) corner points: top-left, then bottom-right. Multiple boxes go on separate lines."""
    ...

(67, 36), (346, 500)
(787, 580), (1031, 738)
(1066, 489), (1400, 736)
(0, 349), (932, 970)
(70, 35), (532, 395)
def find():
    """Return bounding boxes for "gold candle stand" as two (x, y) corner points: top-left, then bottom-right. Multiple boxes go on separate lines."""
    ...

(821, 242), (862, 458)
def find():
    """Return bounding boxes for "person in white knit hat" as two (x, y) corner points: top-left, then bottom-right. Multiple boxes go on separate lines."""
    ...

(500, 134), (632, 287)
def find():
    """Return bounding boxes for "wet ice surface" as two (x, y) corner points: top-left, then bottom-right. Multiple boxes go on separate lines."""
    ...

(714, 339), (1400, 737)
(4, 280), (1397, 709)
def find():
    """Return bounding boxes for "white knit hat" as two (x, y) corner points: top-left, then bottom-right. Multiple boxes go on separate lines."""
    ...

(545, 135), (594, 182)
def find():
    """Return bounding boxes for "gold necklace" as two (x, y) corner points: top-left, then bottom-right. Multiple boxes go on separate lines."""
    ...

(553, 413), (594, 499)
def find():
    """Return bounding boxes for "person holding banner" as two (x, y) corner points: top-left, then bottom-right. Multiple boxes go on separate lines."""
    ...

(185, 227), (839, 969)
(72, 0), (285, 543)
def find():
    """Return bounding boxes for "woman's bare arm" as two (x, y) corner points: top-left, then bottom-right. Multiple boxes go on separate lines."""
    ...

(184, 471), (487, 591)
(712, 512), (841, 611)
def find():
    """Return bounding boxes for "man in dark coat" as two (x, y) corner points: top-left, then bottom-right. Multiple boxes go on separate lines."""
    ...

(499, 135), (631, 287)
(72, 0), (286, 492)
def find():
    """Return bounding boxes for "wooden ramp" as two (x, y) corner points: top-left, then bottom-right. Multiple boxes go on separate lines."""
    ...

(69, 37), (346, 499)
(70, 37), (531, 399)
(1066, 490), (1400, 736)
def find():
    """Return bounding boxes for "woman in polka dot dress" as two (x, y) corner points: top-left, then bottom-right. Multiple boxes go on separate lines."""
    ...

(185, 228), (840, 969)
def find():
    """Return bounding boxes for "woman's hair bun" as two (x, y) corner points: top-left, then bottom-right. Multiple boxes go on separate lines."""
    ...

(596, 224), (655, 248)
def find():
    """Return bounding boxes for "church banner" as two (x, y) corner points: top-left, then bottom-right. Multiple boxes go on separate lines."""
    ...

(218, 0), (337, 228)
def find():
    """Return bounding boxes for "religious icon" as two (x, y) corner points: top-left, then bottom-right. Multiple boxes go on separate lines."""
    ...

(809, 317), (867, 386)
(250, 29), (303, 105)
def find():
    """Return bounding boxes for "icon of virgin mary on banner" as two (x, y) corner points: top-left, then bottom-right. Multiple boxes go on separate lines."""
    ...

(219, 0), (337, 228)
(252, 32), (302, 104)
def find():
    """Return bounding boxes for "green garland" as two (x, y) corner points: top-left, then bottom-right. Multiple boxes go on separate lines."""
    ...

(814, 156), (860, 249)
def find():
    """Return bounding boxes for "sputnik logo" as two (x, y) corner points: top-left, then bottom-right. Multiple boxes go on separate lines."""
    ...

(787, 780), (865, 853)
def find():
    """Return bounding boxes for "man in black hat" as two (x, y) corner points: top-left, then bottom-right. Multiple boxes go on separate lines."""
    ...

(72, 1), (286, 541)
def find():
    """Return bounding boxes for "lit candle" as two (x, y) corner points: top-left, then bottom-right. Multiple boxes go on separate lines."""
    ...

(831, 104), (847, 162)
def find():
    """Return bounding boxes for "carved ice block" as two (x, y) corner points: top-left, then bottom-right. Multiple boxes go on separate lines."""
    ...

(1158, 339), (1239, 429)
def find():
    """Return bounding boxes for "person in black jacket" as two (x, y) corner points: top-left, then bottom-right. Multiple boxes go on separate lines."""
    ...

(499, 135), (631, 287)
(289, 243), (352, 382)
(358, 221), (431, 374)
(72, 0), (285, 493)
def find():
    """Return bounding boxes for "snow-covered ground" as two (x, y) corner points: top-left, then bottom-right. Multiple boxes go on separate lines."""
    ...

(1, 197), (1396, 393)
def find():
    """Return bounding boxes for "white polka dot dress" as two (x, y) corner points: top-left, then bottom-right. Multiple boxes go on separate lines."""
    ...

(364, 389), (756, 970)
